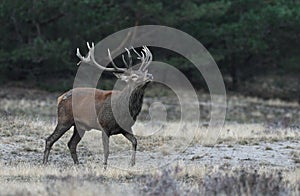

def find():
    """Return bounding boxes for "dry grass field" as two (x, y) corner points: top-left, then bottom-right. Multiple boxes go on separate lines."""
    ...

(0, 87), (299, 195)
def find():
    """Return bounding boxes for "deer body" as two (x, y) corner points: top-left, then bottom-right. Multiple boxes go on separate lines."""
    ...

(43, 43), (153, 168)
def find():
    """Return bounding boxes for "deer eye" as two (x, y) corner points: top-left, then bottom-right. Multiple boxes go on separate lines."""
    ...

(131, 74), (138, 79)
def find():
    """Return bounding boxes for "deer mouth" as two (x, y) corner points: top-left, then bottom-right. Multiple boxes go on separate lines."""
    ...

(144, 73), (153, 82)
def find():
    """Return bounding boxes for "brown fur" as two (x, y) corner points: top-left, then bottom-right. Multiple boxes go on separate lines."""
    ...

(57, 88), (113, 119)
(43, 87), (140, 168)
(43, 43), (153, 168)
(44, 45), (153, 168)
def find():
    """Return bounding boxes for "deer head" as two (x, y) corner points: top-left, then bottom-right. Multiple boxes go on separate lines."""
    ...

(76, 42), (153, 88)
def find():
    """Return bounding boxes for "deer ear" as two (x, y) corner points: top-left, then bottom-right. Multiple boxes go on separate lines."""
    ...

(113, 73), (122, 79)
(113, 73), (129, 82)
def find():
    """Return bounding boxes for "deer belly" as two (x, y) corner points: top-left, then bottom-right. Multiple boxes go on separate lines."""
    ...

(73, 104), (101, 131)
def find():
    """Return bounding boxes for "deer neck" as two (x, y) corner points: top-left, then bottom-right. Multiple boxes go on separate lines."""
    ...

(119, 83), (148, 121)
(130, 85), (147, 120)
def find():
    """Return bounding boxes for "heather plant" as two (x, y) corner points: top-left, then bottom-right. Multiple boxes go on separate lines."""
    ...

(137, 167), (298, 196)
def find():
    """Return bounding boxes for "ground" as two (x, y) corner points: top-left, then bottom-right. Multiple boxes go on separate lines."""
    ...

(0, 87), (299, 195)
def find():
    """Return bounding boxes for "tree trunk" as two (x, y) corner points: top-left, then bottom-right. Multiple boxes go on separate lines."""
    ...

(230, 63), (238, 90)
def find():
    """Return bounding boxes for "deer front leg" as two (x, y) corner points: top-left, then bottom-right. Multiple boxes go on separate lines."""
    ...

(122, 131), (137, 166)
(67, 126), (84, 164)
(102, 131), (110, 169)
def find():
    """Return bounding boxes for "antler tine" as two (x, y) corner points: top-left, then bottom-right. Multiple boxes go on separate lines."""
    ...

(139, 47), (147, 71)
(138, 48), (146, 71)
(142, 46), (153, 71)
(125, 48), (132, 67)
(131, 46), (142, 58)
(133, 46), (147, 70)
(76, 48), (86, 65)
(139, 46), (151, 71)
(107, 49), (125, 71)
(140, 53), (147, 71)
(128, 46), (152, 71)
(76, 42), (125, 72)
(87, 42), (94, 50)
(122, 54), (129, 68)
(119, 48), (132, 69)
(76, 42), (93, 65)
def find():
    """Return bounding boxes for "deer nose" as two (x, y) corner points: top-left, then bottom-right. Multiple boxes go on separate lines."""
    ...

(147, 74), (153, 81)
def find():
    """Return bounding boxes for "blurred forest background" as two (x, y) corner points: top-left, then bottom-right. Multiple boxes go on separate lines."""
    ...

(0, 0), (299, 101)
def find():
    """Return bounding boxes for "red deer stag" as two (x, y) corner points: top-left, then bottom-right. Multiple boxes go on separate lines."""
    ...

(43, 42), (153, 168)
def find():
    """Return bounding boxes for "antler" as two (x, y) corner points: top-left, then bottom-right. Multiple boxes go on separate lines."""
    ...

(76, 43), (152, 72)
(76, 42), (126, 72)
(132, 46), (152, 71)
(141, 46), (152, 71)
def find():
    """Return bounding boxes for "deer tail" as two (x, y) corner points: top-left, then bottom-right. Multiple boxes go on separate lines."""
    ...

(57, 90), (73, 106)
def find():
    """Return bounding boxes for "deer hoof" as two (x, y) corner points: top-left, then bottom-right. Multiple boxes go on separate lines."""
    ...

(103, 163), (107, 170)
(130, 160), (135, 167)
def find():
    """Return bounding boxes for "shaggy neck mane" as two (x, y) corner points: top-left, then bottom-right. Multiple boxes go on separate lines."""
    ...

(118, 83), (148, 121)
(129, 85), (147, 120)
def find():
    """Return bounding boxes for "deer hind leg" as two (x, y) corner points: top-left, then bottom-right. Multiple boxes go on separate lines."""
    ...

(43, 123), (73, 164)
(122, 131), (137, 166)
(102, 131), (110, 170)
(67, 126), (85, 164)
